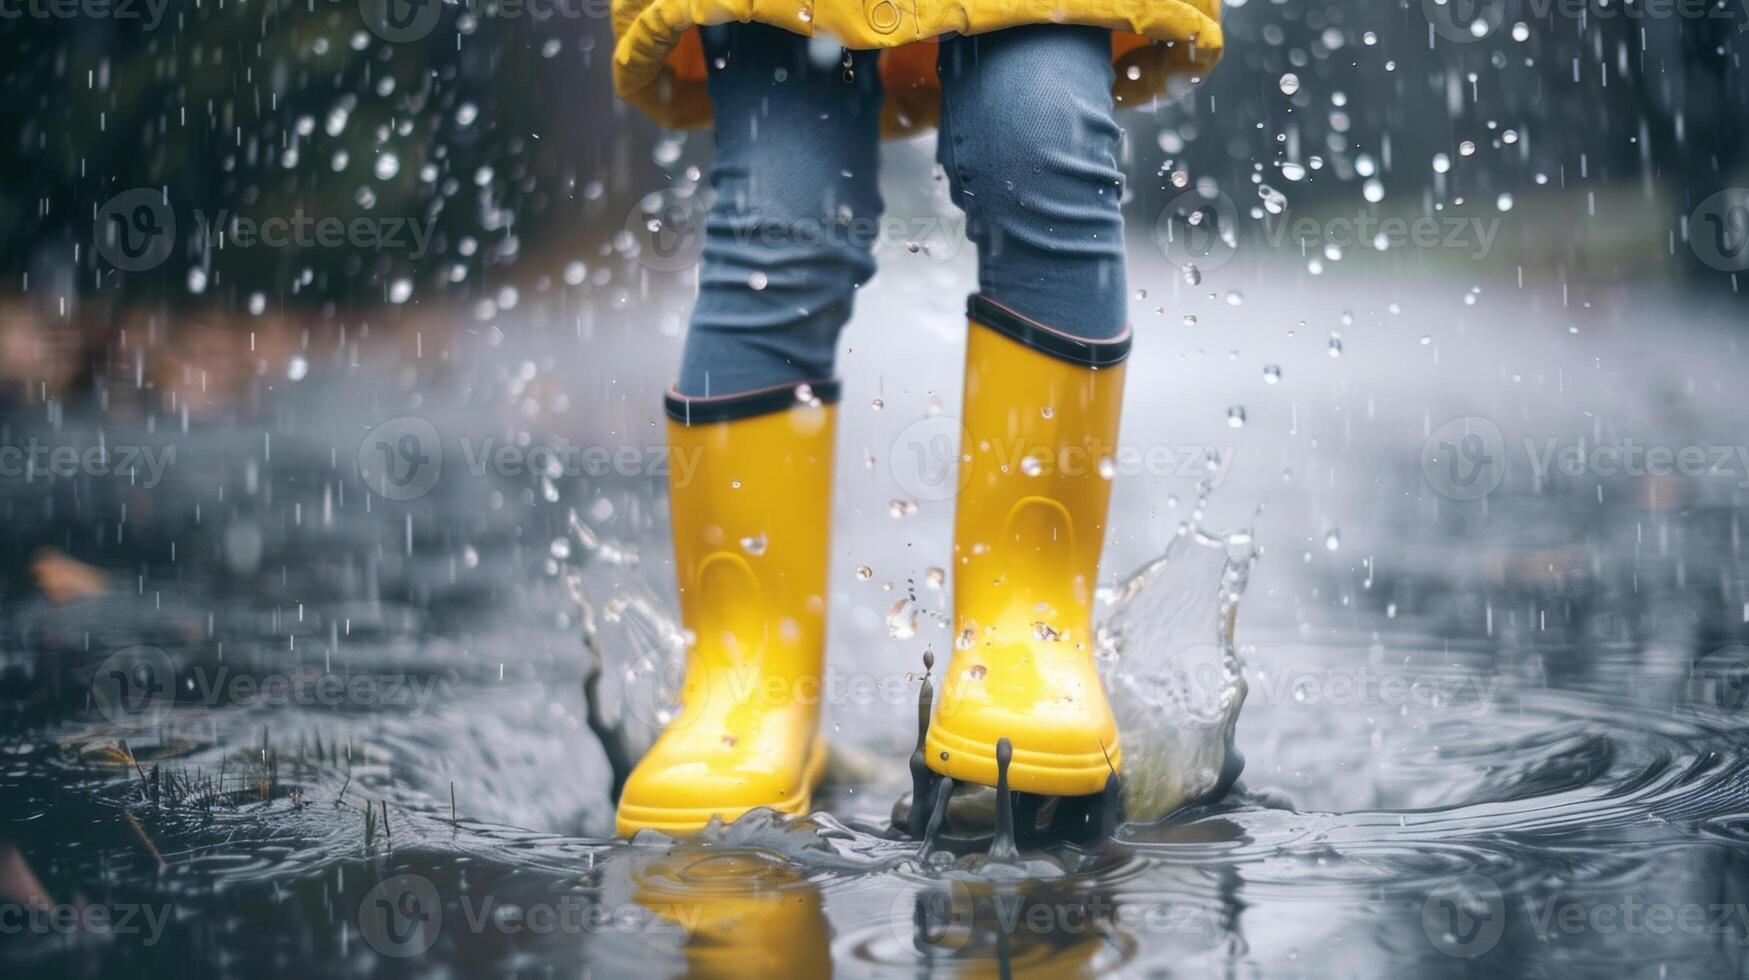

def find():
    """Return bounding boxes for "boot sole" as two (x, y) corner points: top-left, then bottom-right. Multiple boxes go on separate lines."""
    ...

(925, 721), (1120, 797)
(614, 737), (828, 836)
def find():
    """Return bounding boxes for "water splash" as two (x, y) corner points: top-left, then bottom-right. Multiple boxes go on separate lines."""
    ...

(1096, 525), (1258, 823)
(565, 511), (690, 796)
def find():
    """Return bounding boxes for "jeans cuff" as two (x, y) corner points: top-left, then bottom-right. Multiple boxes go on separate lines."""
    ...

(664, 379), (841, 424)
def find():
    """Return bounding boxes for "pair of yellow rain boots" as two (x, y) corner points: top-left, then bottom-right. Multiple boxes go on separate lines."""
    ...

(614, 297), (1130, 837)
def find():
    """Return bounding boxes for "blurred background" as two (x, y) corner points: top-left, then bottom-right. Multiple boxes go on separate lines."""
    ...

(4, 0), (1749, 976)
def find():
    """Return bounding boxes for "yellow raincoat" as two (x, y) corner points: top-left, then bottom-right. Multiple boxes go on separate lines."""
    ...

(611, 0), (1223, 134)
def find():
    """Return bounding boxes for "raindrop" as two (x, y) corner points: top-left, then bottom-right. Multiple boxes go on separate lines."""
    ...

(1278, 73), (1301, 96)
(887, 597), (919, 639)
(1324, 529), (1341, 551)
(739, 534), (768, 557)
(374, 152), (400, 180)
(1263, 364), (1282, 383)
(1496, 193), (1514, 212)
(388, 278), (414, 305)
(1226, 406), (1247, 428)
(855, 565), (873, 581)
(748, 271), (769, 291)
(551, 538), (573, 560)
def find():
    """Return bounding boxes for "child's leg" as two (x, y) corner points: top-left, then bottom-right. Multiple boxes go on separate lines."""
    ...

(922, 26), (1131, 803)
(678, 24), (886, 397)
(935, 25), (1126, 337)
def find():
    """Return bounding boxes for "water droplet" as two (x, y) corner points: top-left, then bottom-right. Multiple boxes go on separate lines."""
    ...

(748, 271), (769, 291)
(1324, 529), (1341, 551)
(1020, 456), (1043, 477)
(887, 597), (919, 639)
(286, 355), (309, 382)
(1278, 72), (1301, 96)
(969, 664), (987, 680)
(388, 278), (413, 305)
(551, 538), (573, 560)
(855, 565), (873, 581)
(1496, 192), (1514, 212)
(1226, 406), (1247, 428)
(1328, 337), (1343, 358)
(740, 534), (768, 556)
(1263, 364), (1281, 383)
(1432, 153), (1452, 174)
(374, 152), (400, 180)
(1182, 264), (1203, 286)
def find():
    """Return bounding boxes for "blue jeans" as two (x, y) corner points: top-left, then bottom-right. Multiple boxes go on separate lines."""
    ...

(677, 24), (1126, 398)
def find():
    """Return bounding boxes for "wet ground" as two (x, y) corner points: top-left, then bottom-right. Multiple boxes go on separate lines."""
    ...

(4, 232), (1749, 976)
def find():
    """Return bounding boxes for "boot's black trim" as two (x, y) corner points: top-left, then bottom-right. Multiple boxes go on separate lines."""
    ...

(967, 295), (1132, 368)
(664, 379), (841, 424)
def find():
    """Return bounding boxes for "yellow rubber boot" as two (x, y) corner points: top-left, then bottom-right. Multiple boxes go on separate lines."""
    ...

(926, 297), (1129, 798)
(615, 382), (836, 836)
